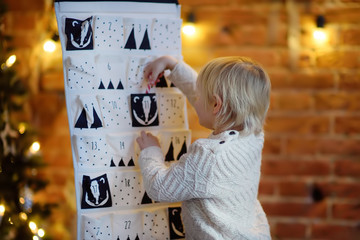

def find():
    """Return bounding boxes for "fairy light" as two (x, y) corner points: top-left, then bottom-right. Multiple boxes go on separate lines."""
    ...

(5, 55), (16, 68)
(29, 141), (41, 154)
(33, 236), (39, 240)
(29, 221), (38, 233)
(43, 39), (56, 53)
(182, 12), (196, 37)
(19, 212), (28, 221)
(0, 204), (5, 216)
(18, 122), (26, 134)
(38, 228), (45, 237)
(313, 15), (327, 45)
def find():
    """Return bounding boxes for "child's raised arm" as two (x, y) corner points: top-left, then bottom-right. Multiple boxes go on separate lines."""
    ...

(144, 56), (178, 86)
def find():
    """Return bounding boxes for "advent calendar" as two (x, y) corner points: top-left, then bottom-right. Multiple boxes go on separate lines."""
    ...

(55, 1), (189, 239)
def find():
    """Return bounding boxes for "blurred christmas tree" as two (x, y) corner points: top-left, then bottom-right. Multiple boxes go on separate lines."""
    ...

(0, 0), (53, 239)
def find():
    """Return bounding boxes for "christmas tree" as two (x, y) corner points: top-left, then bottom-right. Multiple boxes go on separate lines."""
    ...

(0, 0), (53, 239)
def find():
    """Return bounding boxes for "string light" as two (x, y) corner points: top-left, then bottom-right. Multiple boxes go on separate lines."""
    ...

(33, 236), (39, 240)
(18, 122), (26, 134)
(182, 12), (196, 37)
(29, 141), (41, 154)
(29, 221), (38, 233)
(38, 228), (45, 237)
(19, 212), (28, 221)
(5, 54), (16, 68)
(0, 204), (4, 225)
(313, 15), (327, 44)
(43, 39), (56, 53)
(0, 204), (5, 216)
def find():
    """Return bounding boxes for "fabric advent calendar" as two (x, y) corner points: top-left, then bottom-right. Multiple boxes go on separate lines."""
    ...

(55, 1), (189, 239)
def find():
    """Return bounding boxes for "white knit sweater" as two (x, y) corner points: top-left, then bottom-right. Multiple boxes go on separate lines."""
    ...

(138, 61), (271, 240)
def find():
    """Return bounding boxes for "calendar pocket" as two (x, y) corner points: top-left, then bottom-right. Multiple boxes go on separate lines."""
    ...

(82, 213), (112, 239)
(106, 133), (137, 169)
(113, 212), (143, 240)
(73, 135), (109, 168)
(127, 56), (155, 89)
(94, 15), (124, 50)
(152, 18), (181, 54)
(70, 95), (104, 130)
(158, 130), (191, 163)
(111, 171), (144, 208)
(65, 56), (97, 91)
(123, 18), (153, 51)
(158, 92), (186, 129)
(95, 55), (127, 90)
(97, 94), (131, 129)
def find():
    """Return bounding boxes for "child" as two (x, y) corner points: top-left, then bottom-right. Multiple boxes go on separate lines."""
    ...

(136, 56), (271, 239)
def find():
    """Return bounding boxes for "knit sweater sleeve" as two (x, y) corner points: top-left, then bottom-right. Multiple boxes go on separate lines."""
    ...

(166, 61), (198, 106)
(138, 140), (214, 202)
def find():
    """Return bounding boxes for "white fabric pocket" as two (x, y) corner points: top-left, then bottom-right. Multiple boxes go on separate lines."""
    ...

(158, 92), (186, 129)
(82, 213), (112, 239)
(123, 17), (153, 51)
(152, 18), (182, 54)
(97, 94), (131, 129)
(111, 171), (144, 208)
(158, 130), (191, 163)
(94, 15), (124, 50)
(106, 133), (137, 168)
(65, 56), (97, 90)
(73, 135), (109, 169)
(112, 211), (143, 240)
(95, 55), (127, 90)
(70, 94), (104, 130)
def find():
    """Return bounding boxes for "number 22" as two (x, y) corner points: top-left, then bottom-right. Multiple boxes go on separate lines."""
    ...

(124, 220), (131, 229)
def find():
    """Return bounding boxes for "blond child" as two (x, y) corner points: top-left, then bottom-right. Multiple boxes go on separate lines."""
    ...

(136, 56), (271, 239)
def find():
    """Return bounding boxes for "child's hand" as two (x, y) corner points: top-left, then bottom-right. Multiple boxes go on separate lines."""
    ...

(144, 56), (178, 87)
(136, 131), (161, 150)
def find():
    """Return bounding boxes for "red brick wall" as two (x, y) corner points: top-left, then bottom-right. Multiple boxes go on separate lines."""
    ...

(5, 0), (360, 239)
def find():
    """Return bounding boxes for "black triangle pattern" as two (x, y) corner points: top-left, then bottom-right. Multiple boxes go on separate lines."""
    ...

(127, 157), (135, 167)
(98, 81), (105, 89)
(118, 158), (126, 167)
(108, 80), (114, 89)
(110, 158), (116, 167)
(139, 29), (151, 50)
(141, 191), (153, 204)
(75, 108), (88, 129)
(165, 141), (175, 162)
(156, 75), (168, 88)
(117, 80), (124, 89)
(177, 139), (187, 160)
(124, 27), (136, 50)
(90, 107), (102, 128)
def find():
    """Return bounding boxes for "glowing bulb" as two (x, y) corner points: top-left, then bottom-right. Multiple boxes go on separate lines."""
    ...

(33, 236), (39, 240)
(29, 221), (37, 232)
(182, 24), (196, 37)
(18, 123), (26, 134)
(6, 55), (16, 68)
(19, 212), (28, 221)
(30, 141), (40, 154)
(43, 40), (56, 53)
(313, 29), (327, 43)
(0, 204), (5, 216)
(38, 229), (45, 237)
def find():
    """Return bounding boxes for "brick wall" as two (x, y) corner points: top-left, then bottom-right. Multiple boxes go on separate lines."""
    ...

(5, 0), (360, 239)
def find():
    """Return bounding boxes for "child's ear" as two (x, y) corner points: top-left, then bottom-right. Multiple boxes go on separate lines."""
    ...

(213, 94), (222, 114)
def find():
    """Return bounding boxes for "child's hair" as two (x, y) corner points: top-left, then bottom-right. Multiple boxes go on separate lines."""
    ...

(197, 56), (271, 135)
